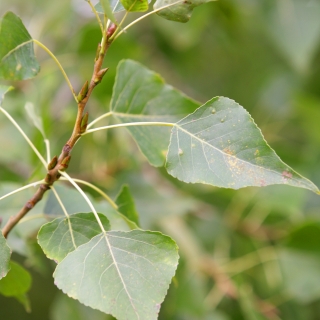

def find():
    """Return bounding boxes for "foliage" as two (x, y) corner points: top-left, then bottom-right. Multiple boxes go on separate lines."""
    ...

(1, 0), (320, 319)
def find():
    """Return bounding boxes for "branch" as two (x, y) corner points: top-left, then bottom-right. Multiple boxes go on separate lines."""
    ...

(1, 23), (118, 238)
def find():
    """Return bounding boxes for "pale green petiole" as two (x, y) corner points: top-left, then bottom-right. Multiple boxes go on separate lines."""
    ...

(51, 186), (77, 249)
(0, 107), (48, 168)
(44, 139), (51, 164)
(83, 121), (175, 135)
(86, 111), (113, 129)
(0, 180), (44, 202)
(87, 0), (104, 34)
(113, 0), (184, 40)
(33, 39), (78, 103)
(59, 171), (107, 234)
(59, 177), (118, 209)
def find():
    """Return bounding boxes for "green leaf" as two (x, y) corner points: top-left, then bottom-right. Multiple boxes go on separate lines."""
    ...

(120, 0), (149, 12)
(54, 230), (179, 320)
(38, 212), (111, 263)
(25, 102), (46, 138)
(0, 232), (11, 279)
(0, 12), (40, 80)
(0, 85), (13, 105)
(286, 222), (320, 257)
(111, 59), (199, 167)
(154, 0), (215, 23)
(99, 0), (117, 24)
(95, 0), (125, 14)
(115, 185), (140, 227)
(166, 97), (319, 192)
(279, 249), (320, 304)
(0, 261), (31, 296)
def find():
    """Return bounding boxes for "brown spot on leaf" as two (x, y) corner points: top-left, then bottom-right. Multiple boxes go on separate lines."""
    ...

(282, 171), (292, 179)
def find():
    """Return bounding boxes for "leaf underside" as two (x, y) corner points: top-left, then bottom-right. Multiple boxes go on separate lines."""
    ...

(111, 59), (199, 167)
(0, 12), (40, 80)
(115, 185), (140, 227)
(166, 97), (319, 192)
(38, 212), (111, 263)
(154, 0), (215, 23)
(54, 230), (179, 320)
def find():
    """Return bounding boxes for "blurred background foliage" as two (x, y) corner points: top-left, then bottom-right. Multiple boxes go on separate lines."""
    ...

(1, 0), (320, 319)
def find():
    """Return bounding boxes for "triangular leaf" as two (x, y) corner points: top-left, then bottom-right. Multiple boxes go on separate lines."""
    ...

(54, 230), (179, 320)
(99, 0), (117, 24)
(0, 12), (40, 80)
(38, 212), (111, 263)
(120, 0), (149, 12)
(95, 0), (125, 14)
(154, 0), (215, 23)
(0, 232), (11, 279)
(0, 85), (13, 105)
(166, 97), (319, 192)
(0, 261), (31, 296)
(115, 185), (140, 227)
(110, 59), (199, 167)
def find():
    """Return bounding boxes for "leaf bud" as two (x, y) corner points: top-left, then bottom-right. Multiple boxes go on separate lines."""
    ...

(59, 155), (71, 171)
(107, 23), (117, 38)
(94, 68), (109, 84)
(77, 80), (89, 103)
(47, 155), (58, 170)
(80, 112), (89, 133)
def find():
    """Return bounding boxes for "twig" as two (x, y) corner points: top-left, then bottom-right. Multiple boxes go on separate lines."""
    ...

(2, 23), (118, 238)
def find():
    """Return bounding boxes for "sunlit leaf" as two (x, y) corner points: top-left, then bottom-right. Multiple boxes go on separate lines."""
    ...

(95, 0), (125, 14)
(0, 232), (11, 279)
(54, 230), (179, 320)
(120, 0), (149, 12)
(99, 0), (117, 24)
(38, 212), (111, 263)
(110, 59), (199, 167)
(154, 0), (215, 23)
(166, 97), (319, 192)
(0, 261), (31, 296)
(115, 185), (140, 227)
(0, 12), (40, 80)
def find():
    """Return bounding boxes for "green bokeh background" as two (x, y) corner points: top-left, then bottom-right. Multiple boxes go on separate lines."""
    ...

(1, 0), (320, 319)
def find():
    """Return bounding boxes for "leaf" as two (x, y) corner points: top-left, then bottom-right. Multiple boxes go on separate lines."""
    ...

(95, 0), (125, 14)
(120, 0), (149, 12)
(54, 230), (179, 320)
(0, 261), (31, 297)
(44, 184), (133, 231)
(111, 59), (199, 167)
(0, 85), (13, 105)
(38, 212), (111, 263)
(154, 0), (215, 23)
(0, 12), (40, 80)
(166, 97), (319, 192)
(0, 232), (11, 279)
(286, 222), (320, 257)
(25, 102), (46, 137)
(115, 185), (140, 227)
(279, 249), (320, 304)
(99, 0), (117, 24)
